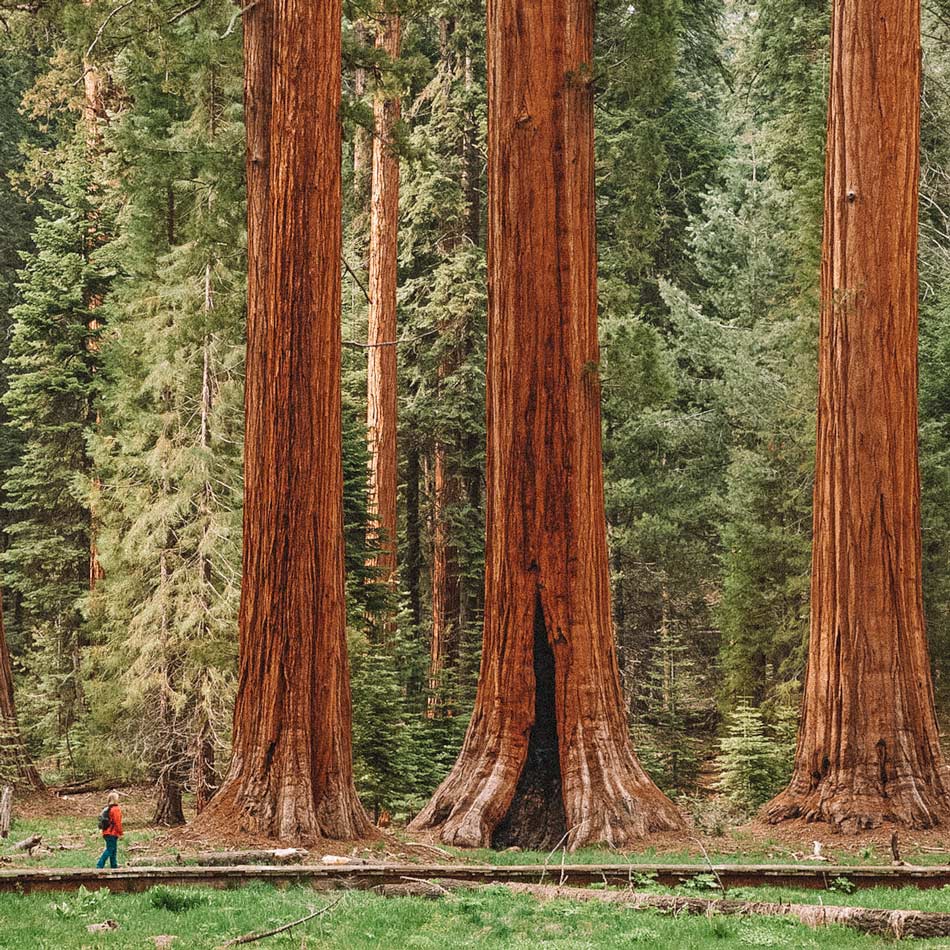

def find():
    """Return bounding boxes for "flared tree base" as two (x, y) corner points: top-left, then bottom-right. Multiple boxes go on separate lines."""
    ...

(189, 770), (373, 843)
(765, 766), (950, 832)
(411, 602), (683, 851)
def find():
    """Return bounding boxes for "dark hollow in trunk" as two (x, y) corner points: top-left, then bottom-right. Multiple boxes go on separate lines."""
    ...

(491, 601), (566, 851)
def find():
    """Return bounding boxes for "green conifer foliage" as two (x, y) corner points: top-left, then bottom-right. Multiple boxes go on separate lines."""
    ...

(84, 3), (246, 805)
(715, 701), (793, 812)
(1, 139), (108, 770)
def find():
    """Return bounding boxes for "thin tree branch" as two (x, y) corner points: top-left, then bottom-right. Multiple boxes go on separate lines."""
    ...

(221, 0), (258, 38)
(168, 0), (205, 24)
(85, 0), (134, 60)
(343, 256), (371, 302)
(217, 894), (344, 947)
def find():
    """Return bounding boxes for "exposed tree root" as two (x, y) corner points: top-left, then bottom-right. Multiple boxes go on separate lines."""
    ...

(766, 768), (950, 833)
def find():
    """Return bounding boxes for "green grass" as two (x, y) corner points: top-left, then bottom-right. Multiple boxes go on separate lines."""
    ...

(2, 816), (172, 869)
(2, 882), (949, 949)
(446, 842), (950, 868)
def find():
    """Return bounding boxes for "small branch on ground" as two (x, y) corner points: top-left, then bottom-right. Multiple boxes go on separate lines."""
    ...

(216, 894), (344, 948)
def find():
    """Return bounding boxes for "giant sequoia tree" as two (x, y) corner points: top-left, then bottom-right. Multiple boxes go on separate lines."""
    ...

(766, 0), (950, 830)
(193, 0), (370, 840)
(410, 0), (682, 849)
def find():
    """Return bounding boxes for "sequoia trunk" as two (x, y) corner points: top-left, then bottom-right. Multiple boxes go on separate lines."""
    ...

(410, 0), (682, 849)
(191, 0), (370, 841)
(366, 11), (402, 607)
(0, 588), (42, 789)
(766, 0), (950, 830)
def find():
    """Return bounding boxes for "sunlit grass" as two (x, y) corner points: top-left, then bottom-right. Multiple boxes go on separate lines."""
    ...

(2, 882), (949, 949)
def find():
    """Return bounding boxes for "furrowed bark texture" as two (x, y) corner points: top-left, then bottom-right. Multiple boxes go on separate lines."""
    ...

(0, 588), (42, 789)
(428, 23), (466, 718)
(410, 0), (682, 850)
(766, 0), (950, 830)
(193, 0), (370, 841)
(366, 12), (402, 602)
(353, 21), (372, 210)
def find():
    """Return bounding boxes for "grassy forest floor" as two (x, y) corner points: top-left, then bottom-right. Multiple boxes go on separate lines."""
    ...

(2, 787), (950, 947)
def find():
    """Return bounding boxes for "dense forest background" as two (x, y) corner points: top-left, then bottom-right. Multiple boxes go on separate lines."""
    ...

(1, 0), (948, 823)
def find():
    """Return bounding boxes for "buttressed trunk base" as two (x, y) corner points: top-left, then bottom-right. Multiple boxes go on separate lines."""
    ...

(409, 0), (682, 850)
(191, 0), (370, 842)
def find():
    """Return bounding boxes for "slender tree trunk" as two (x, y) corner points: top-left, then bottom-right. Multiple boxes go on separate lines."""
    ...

(428, 21), (464, 717)
(429, 440), (462, 716)
(192, 0), (370, 841)
(83, 0), (107, 592)
(410, 0), (682, 850)
(353, 20), (372, 210)
(193, 708), (217, 815)
(405, 440), (422, 632)
(153, 509), (185, 827)
(766, 0), (950, 831)
(366, 10), (402, 622)
(0, 588), (42, 789)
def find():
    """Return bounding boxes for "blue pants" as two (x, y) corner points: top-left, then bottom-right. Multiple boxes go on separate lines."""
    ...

(96, 835), (118, 868)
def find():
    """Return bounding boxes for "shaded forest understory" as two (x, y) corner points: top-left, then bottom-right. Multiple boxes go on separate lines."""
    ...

(1, 0), (950, 852)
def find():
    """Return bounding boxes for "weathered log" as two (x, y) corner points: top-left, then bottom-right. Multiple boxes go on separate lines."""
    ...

(189, 849), (310, 867)
(11, 834), (40, 851)
(0, 786), (12, 839)
(55, 778), (131, 797)
(496, 883), (950, 939)
(128, 849), (309, 868)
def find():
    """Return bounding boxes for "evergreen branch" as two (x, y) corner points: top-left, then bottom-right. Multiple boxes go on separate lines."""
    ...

(85, 0), (134, 61)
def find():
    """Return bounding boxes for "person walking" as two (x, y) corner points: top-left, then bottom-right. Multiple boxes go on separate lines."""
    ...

(96, 791), (123, 869)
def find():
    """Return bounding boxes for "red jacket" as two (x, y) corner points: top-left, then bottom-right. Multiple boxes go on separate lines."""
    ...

(103, 804), (123, 838)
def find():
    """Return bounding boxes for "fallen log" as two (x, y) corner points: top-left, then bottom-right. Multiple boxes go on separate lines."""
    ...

(128, 849), (310, 868)
(495, 882), (950, 940)
(0, 786), (12, 839)
(184, 849), (310, 867)
(54, 778), (133, 797)
(11, 834), (40, 852)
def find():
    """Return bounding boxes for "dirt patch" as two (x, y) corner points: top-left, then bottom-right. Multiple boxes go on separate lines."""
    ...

(8, 787), (950, 866)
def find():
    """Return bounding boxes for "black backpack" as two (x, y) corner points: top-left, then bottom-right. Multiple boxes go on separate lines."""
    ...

(97, 805), (111, 831)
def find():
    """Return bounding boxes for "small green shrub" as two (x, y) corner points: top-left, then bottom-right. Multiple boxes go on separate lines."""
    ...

(147, 886), (208, 913)
(715, 701), (794, 812)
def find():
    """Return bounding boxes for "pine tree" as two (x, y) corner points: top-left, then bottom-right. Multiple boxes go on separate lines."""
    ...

(2, 142), (107, 771)
(85, 0), (247, 822)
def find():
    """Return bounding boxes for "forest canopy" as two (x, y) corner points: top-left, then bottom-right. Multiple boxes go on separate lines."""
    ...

(0, 0), (948, 840)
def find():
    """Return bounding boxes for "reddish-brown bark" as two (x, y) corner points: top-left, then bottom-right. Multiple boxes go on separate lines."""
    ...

(0, 588), (42, 789)
(766, 0), (950, 831)
(366, 11), (402, 603)
(428, 24), (467, 717)
(428, 438), (462, 716)
(192, 0), (370, 841)
(410, 0), (682, 850)
(82, 26), (107, 592)
(353, 20), (372, 209)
